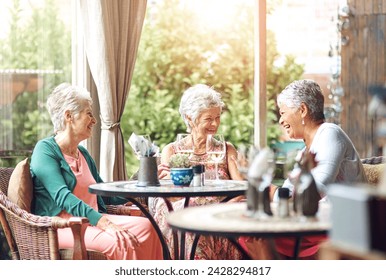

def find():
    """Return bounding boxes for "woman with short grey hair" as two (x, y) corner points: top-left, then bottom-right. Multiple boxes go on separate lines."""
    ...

(30, 83), (163, 260)
(243, 79), (367, 260)
(151, 84), (244, 260)
(277, 79), (325, 123)
(179, 84), (225, 132)
(46, 83), (92, 133)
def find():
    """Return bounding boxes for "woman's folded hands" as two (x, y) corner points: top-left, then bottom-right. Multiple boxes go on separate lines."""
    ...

(97, 215), (140, 249)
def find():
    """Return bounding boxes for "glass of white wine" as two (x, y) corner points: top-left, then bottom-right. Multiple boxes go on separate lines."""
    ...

(206, 134), (226, 184)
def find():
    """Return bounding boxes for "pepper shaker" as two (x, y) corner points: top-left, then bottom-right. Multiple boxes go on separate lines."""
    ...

(192, 165), (205, 187)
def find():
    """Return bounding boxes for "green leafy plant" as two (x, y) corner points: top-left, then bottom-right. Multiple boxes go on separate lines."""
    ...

(122, 0), (304, 176)
(168, 154), (192, 168)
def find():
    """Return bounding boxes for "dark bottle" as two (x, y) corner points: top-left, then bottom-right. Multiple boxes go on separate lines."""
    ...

(293, 151), (321, 217)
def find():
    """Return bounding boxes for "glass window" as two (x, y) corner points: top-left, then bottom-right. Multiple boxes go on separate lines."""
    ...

(0, 0), (72, 166)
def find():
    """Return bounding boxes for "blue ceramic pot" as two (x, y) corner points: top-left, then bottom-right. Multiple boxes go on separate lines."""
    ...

(170, 168), (193, 186)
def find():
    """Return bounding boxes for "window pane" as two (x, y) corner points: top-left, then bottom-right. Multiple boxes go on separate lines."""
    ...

(0, 0), (72, 166)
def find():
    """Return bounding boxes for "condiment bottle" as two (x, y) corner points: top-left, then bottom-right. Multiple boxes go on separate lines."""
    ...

(278, 187), (290, 218)
(192, 165), (205, 187)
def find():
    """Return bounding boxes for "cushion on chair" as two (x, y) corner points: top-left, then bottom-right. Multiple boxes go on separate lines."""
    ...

(363, 163), (385, 186)
(7, 158), (33, 212)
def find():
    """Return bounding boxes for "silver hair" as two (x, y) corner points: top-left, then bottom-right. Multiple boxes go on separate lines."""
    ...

(179, 84), (224, 132)
(277, 79), (325, 122)
(46, 83), (93, 133)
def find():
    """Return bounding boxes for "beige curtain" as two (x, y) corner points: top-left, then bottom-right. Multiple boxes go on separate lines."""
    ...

(79, 0), (147, 181)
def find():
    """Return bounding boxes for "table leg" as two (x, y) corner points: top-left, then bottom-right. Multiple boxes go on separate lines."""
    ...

(228, 237), (252, 260)
(220, 195), (238, 203)
(293, 237), (302, 260)
(189, 234), (200, 260)
(125, 197), (171, 260)
(163, 198), (180, 260)
(267, 238), (281, 259)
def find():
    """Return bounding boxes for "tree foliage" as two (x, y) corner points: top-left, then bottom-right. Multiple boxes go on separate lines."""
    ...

(122, 0), (304, 175)
(0, 0), (71, 153)
(0, 0), (304, 176)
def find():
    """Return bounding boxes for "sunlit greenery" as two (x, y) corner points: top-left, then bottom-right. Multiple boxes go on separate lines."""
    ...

(122, 0), (304, 176)
(0, 0), (304, 176)
(0, 0), (71, 159)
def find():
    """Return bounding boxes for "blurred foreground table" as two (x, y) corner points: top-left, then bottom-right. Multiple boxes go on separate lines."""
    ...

(167, 201), (331, 259)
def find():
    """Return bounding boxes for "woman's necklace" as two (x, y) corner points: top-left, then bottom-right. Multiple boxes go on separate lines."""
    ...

(61, 147), (79, 159)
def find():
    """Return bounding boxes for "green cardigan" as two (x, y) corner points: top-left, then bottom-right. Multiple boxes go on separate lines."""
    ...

(30, 136), (107, 226)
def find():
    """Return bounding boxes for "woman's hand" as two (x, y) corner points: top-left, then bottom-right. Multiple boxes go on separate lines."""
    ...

(124, 201), (147, 216)
(157, 163), (170, 179)
(97, 216), (139, 249)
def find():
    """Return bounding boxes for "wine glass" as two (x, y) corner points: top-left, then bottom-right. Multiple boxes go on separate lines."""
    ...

(175, 133), (194, 157)
(206, 134), (226, 185)
(236, 144), (259, 179)
(257, 148), (276, 219)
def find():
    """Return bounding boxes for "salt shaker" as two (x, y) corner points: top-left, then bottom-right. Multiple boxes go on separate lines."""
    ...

(278, 187), (290, 218)
(192, 165), (205, 187)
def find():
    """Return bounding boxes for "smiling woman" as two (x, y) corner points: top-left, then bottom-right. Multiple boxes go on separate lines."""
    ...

(149, 84), (245, 260)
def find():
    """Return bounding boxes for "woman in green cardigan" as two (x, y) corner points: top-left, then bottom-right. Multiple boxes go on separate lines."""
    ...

(30, 83), (162, 260)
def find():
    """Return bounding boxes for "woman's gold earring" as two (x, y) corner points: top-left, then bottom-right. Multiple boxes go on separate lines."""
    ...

(301, 119), (305, 125)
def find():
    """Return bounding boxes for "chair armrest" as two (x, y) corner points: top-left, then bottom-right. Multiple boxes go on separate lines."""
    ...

(106, 204), (145, 217)
(52, 216), (89, 260)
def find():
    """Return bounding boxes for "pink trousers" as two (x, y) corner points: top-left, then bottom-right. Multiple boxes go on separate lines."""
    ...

(58, 214), (163, 260)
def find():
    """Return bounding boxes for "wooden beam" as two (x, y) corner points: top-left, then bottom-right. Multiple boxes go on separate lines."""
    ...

(254, 0), (267, 149)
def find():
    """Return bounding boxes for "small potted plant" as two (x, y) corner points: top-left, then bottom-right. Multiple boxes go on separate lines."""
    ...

(168, 154), (193, 186)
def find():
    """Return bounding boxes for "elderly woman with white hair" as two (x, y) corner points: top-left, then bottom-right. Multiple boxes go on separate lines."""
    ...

(30, 83), (163, 260)
(158, 84), (243, 180)
(151, 84), (244, 260)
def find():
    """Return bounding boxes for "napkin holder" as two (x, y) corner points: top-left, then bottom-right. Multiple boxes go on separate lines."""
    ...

(137, 157), (160, 187)
(328, 183), (386, 253)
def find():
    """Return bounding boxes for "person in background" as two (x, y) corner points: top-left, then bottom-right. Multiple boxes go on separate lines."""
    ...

(157, 84), (242, 180)
(152, 84), (244, 259)
(242, 79), (367, 260)
(30, 83), (163, 260)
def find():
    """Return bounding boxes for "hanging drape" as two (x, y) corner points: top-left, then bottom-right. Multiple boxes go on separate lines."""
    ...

(79, 0), (147, 181)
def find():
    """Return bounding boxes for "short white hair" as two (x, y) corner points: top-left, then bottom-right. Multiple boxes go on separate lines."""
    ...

(179, 84), (224, 132)
(46, 83), (92, 133)
(277, 79), (325, 122)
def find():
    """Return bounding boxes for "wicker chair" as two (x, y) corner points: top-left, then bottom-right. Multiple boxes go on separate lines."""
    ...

(0, 166), (134, 260)
(361, 156), (386, 186)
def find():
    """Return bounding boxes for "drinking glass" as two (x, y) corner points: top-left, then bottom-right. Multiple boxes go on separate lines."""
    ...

(175, 133), (194, 157)
(206, 134), (226, 184)
(236, 144), (259, 179)
(254, 148), (276, 220)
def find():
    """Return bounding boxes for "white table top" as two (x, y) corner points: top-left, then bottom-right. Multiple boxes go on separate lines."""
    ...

(167, 201), (331, 238)
(89, 179), (248, 198)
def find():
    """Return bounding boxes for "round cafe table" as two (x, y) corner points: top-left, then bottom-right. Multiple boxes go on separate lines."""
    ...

(89, 179), (247, 260)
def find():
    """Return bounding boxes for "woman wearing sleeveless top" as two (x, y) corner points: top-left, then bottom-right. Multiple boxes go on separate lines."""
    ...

(150, 84), (244, 259)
